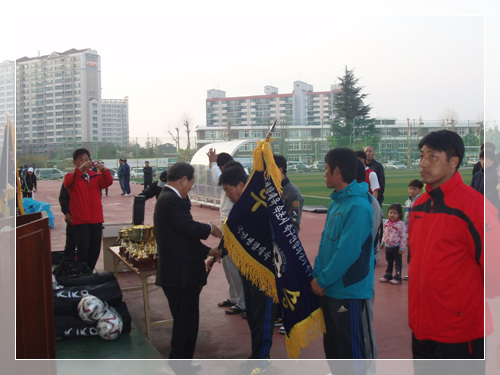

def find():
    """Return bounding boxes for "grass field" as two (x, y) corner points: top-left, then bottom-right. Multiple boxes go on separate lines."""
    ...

(288, 168), (473, 211)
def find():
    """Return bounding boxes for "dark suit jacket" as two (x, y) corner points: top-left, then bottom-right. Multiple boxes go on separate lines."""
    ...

(154, 186), (211, 288)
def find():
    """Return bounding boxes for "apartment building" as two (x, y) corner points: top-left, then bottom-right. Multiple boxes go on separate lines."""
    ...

(101, 97), (129, 146)
(15, 48), (129, 156)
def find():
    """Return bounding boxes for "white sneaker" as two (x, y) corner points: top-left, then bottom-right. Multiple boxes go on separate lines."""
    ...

(279, 326), (285, 334)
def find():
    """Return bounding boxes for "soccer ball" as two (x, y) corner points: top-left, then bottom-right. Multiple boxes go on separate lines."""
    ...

(77, 294), (107, 323)
(97, 307), (123, 341)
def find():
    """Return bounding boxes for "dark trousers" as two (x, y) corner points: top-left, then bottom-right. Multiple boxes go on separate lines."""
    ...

(412, 334), (485, 374)
(144, 178), (152, 191)
(119, 177), (126, 194)
(72, 223), (103, 270)
(163, 286), (201, 359)
(320, 297), (374, 359)
(384, 246), (402, 281)
(124, 178), (131, 194)
(242, 277), (277, 359)
(62, 222), (77, 262)
(22, 191), (33, 198)
(412, 334), (484, 359)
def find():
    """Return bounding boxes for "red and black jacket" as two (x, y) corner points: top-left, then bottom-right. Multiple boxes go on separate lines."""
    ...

(408, 171), (484, 343)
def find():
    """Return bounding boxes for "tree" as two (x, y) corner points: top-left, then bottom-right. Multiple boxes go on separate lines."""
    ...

(441, 108), (459, 131)
(330, 66), (377, 149)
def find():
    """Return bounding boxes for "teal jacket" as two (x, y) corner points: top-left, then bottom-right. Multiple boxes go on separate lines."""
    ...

(313, 180), (374, 300)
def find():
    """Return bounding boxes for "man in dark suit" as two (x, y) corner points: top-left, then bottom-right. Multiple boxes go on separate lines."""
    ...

(154, 162), (222, 359)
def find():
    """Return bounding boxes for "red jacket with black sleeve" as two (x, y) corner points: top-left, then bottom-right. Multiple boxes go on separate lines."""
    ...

(408, 171), (484, 343)
(63, 168), (113, 225)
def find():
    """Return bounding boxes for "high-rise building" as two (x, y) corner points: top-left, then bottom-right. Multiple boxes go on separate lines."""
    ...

(101, 97), (129, 146)
(15, 48), (129, 156)
(0, 60), (15, 121)
(0, 60), (15, 155)
(205, 81), (340, 129)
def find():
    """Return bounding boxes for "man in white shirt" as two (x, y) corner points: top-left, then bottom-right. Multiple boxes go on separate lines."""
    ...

(207, 148), (246, 315)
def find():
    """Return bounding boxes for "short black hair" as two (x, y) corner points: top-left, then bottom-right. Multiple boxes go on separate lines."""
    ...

(388, 203), (403, 220)
(216, 153), (233, 168)
(223, 160), (244, 170)
(355, 159), (366, 184)
(408, 179), (424, 189)
(73, 148), (90, 161)
(418, 130), (464, 169)
(219, 165), (247, 187)
(354, 150), (367, 163)
(273, 154), (287, 175)
(324, 148), (358, 183)
(479, 150), (485, 159)
(167, 162), (194, 182)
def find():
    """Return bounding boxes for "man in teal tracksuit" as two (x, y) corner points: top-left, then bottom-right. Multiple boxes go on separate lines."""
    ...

(311, 148), (375, 359)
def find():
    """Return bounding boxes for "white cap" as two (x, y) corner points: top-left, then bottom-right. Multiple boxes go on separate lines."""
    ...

(28, 167), (34, 172)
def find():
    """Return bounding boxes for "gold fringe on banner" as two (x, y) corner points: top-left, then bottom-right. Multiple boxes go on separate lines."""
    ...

(285, 307), (326, 359)
(223, 221), (279, 302)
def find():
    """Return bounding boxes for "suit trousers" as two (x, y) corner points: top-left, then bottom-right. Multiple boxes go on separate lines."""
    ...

(163, 286), (201, 359)
(222, 255), (246, 309)
(72, 222), (103, 271)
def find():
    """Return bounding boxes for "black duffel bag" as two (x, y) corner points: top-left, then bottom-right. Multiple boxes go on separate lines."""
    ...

(53, 279), (123, 315)
(56, 271), (116, 287)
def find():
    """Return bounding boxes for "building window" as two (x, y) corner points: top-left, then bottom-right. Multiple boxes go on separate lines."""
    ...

(398, 142), (407, 149)
(239, 130), (251, 139)
(303, 143), (312, 151)
(206, 131), (218, 139)
(288, 142), (300, 151)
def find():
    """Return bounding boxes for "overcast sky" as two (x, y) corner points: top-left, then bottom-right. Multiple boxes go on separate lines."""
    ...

(5, 1), (500, 145)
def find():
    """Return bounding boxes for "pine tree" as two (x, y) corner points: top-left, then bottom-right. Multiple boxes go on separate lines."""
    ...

(330, 66), (377, 149)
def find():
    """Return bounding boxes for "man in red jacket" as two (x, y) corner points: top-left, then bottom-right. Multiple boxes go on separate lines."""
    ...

(408, 130), (484, 363)
(63, 148), (113, 271)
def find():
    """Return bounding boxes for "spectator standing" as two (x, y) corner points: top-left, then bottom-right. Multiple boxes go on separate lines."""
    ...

(207, 149), (246, 315)
(143, 161), (153, 190)
(118, 159), (126, 195)
(355, 158), (382, 359)
(379, 203), (407, 285)
(311, 148), (375, 359)
(355, 150), (380, 200)
(21, 167), (37, 198)
(141, 170), (168, 201)
(403, 179), (423, 280)
(471, 150), (484, 194)
(122, 159), (131, 196)
(364, 146), (385, 206)
(63, 148), (113, 271)
(409, 130), (484, 362)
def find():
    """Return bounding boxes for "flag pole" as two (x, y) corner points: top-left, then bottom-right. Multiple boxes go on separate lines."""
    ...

(265, 119), (278, 139)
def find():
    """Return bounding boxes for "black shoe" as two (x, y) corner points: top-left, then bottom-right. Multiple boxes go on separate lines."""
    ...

(225, 306), (245, 314)
(217, 298), (235, 307)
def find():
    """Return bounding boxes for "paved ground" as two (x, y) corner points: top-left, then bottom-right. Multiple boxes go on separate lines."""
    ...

(37, 178), (413, 359)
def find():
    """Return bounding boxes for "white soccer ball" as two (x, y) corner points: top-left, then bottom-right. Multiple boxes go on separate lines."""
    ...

(97, 307), (123, 341)
(77, 294), (107, 323)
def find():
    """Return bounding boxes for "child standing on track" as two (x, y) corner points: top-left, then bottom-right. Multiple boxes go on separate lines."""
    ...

(379, 203), (407, 285)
